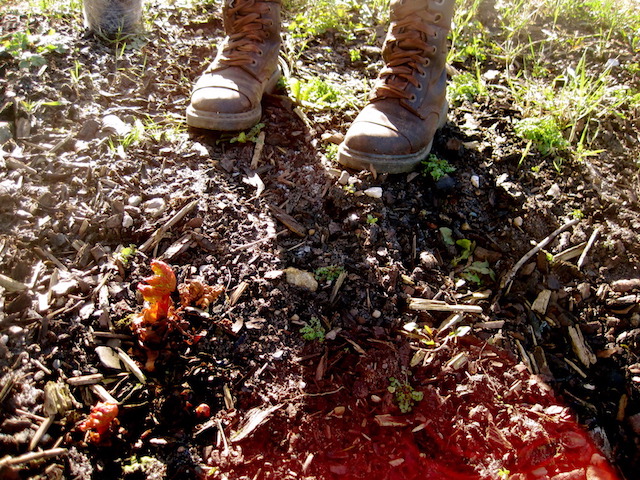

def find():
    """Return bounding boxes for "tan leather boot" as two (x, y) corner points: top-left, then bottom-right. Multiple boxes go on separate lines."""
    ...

(338, 0), (455, 173)
(187, 0), (282, 131)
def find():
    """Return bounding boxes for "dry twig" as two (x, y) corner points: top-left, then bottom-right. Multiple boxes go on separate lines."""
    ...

(0, 448), (67, 467)
(500, 218), (579, 291)
(139, 199), (199, 253)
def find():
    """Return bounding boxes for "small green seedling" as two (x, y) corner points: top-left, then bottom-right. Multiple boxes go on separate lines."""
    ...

(366, 214), (378, 224)
(315, 265), (345, 283)
(349, 48), (362, 62)
(439, 227), (455, 246)
(116, 245), (137, 264)
(324, 143), (339, 162)
(448, 70), (486, 105)
(513, 116), (569, 156)
(461, 260), (496, 285)
(421, 154), (456, 181)
(300, 317), (325, 342)
(217, 123), (265, 144)
(388, 376), (423, 413)
(497, 467), (510, 478)
(570, 209), (585, 220)
(452, 238), (475, 266)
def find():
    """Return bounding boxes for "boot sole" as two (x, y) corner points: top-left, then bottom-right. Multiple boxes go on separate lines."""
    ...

(186, 69), (281, 131)
(337, 103), (448, 174)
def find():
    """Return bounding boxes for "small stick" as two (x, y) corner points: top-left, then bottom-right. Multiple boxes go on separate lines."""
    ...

(29, 415), (55, 451)
(577, 226), (600, 269)
(500, 218), (579, 291)
(217, 419), (229, 454)
(0, 447), (67, 467)
(139, 199), (199, 253)
(33, 246), (68, 271)
(231, 229), (287, 252)
(67, 374), (104, 386)
(0, 273), (28, 292)
(116, 348), (147, 384)
(329, 271), (347, 304)
(250, 131), (266, 170)
(14, 409), (47, 422)
(409, 298), (483, 314)
(90, 384), (119, 404)
(228, 281), (249, 307)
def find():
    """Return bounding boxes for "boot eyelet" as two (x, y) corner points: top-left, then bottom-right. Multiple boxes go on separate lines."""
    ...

(251, 59), (258, 65)
(434, 14), (442, 22)
(258, 49), (264, 56)
(410, 94), (417, 102)
(416, 83), (423, 90)
(423, 59), (431, 67)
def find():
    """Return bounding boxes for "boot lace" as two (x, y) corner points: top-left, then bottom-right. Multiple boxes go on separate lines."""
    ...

(372, 19), (436, 104)
(219, 0), (273, 67)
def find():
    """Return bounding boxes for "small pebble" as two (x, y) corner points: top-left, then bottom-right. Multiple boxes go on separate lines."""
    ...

(143, 198), (167, 217)
(471, 175), (480, 188)
(419, 251), (439, 269)
(370, 394), (382, 403)
(372, 310), (381, 319)
(284, 268), (318, 292)
(122, 213), (134, 228)
(364, 187), (383, 199)
(102, 114), (130, 136)
(8, 326), (23, 336)
(338, 171), (350, 186)
(513, 216), (523, 227)
(546, 183), (561, 198)
(435, 174), (456, 191)
(128, 195), (142, 207)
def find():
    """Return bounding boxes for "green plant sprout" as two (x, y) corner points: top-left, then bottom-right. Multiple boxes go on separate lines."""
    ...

(217, 123), (265, 145)
(452, 238), (475, 266)
(513, 116), (569, 156)
(349, 48), (362, 62)
(461, 260), (496, 285)
(300, 317), (326, 342)
(447, 70), (486, 105)
(388, 376), (423, 413)
(366, 214), (378, 224)
(439, 227), (455, 246)
(324, 143), (339, 162)
(570, 209), (585, 220)
(115, 245), (137, 264)
(421, 154), (455, 181)
(288, 76), (345, 109)
(315, 265), (345, 283)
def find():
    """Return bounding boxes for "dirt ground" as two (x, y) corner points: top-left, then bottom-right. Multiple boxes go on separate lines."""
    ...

(1, 1), (640, 479)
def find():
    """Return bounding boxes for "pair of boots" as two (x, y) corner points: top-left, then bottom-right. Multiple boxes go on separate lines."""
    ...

(187, 0), (455, 174)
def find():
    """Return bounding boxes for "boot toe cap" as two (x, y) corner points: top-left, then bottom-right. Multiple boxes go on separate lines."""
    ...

(190, 86), (252, 115)
(343, 120), (413, 156)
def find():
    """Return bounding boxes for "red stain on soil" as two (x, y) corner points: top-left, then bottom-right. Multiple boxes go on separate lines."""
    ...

(221, 337), (622, 480)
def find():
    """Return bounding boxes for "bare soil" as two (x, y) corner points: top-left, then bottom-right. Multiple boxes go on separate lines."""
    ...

(1, 1), (639, 479)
